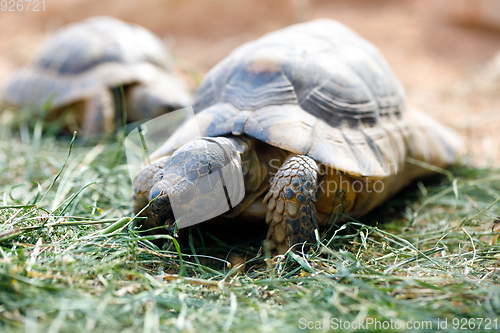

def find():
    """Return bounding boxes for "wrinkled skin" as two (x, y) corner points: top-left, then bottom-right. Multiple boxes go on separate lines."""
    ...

(148, 137), (245, 231)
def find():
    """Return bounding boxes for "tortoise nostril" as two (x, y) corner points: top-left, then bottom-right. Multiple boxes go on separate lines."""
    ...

(153, 170), (164, 183)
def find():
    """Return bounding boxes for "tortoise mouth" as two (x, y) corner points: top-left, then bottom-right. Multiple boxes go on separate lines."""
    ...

(149, 185), (176, 231)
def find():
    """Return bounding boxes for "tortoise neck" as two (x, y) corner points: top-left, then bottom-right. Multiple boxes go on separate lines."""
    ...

(216, 135), (290, 217)
(223, 135), (289, 193)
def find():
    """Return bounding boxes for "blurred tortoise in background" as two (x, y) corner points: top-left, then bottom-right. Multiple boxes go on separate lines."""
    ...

(133, 19), (465, 254)
(1, 16), (193, 137)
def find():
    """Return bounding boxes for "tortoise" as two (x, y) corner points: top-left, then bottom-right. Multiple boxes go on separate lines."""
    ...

(1, 16), (192, 136)
(132, 19), (465, 254)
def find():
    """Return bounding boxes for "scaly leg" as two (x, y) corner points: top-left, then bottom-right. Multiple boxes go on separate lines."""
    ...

(81, 89), (115, 136)
(263, 154), (319, 254)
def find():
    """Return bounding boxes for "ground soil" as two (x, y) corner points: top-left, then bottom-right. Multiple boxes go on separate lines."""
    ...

(1, 0), (499, 165)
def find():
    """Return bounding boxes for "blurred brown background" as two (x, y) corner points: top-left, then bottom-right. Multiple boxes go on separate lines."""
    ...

(1, 0), (500, 165)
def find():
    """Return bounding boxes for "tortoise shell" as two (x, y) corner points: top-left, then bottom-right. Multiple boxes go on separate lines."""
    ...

(2, 16), (179, 110)
(151, 19), (414, 178)
(151, 19), (462, 181)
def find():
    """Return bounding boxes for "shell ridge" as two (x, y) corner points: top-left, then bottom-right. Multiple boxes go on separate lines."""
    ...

(186, 19), (428, 178)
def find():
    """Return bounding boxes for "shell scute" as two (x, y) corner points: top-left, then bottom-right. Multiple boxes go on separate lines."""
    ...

(153, 19), (457, 179)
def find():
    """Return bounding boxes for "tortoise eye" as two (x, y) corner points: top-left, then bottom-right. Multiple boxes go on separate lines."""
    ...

(164, 104), (181, 113)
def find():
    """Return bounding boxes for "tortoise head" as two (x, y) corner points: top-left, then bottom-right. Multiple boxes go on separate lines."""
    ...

(127, 76), (193, 122)
(148, 137), (245, 231)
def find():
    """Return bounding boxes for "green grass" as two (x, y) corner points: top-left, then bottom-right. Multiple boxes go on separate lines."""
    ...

(1, 111), (500, 332)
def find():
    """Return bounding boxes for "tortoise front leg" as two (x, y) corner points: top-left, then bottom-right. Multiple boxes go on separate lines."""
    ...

(263, 155), (319, 254)
(81, 88), (115, 136)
